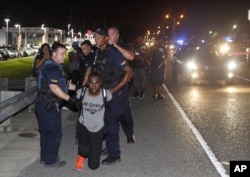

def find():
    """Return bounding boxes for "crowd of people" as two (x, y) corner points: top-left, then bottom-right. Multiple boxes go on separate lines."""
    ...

(33, 26), (168, 172)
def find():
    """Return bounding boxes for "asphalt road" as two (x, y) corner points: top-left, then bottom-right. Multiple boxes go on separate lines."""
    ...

(2, 61), (250, 177)
(0, 84), (224, 177)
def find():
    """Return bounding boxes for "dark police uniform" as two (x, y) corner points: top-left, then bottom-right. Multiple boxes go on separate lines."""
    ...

(150, 43), (167, 85)
(94, 44), (129, 159)
(117, 41), (135, 142)
(79, 51), (95, 86)
(131, 41), (148, 98)
(35, 59), (68, 165)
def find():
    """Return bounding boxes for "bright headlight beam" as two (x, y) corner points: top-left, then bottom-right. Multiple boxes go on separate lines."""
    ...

(187, 61), (197, 70)
(228, 61), (236, 70)
(220, 44), (230, 54)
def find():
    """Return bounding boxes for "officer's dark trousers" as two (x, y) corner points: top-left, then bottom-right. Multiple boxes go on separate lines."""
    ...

(76, 121), (104, 170)
(105, 87), (127, 157)
(120, 87), (134, 137)
(35, 99), (62, 165)
(132, 67), (146, 96)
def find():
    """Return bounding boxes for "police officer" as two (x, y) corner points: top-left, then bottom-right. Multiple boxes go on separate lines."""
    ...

(35, 42), (81, 168)
(93, 28), (133, 165)
(150, 38), (167, 99)
(108, 26), (135, 143)
(131, 35), (148, 99)
(79, 40), (95, 86)
(68, 41), (81, 85)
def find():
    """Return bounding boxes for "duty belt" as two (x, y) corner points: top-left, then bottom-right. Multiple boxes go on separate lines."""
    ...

(37, 92), (63, 112)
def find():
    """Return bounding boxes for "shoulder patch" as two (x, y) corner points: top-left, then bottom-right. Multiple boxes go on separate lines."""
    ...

(121, 60), (126, 66)
(51, 79), (59, 83)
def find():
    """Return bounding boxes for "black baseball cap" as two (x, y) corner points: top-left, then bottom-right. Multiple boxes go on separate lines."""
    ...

(95, 28), (108, 36)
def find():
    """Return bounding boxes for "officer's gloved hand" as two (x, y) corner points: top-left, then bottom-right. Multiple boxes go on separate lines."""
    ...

(68, 95), (82, 111)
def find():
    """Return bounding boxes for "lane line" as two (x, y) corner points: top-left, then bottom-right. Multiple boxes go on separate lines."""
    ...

(236, 75), (250, 82)
(162, 83), (229, 177)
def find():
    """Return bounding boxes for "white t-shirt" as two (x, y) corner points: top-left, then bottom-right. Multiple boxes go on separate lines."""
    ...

(76, 88), (112, 132)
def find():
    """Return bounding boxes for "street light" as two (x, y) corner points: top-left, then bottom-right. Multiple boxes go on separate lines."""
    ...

(15, 24), (21, 36)
(5, 18), (10, 46)
(68, 24), (71, 36)
(15, 24), (21, 57)
(78, 32), (82, 40)
(58, 30), (62, 42)
(165, 14), (184, 43)
(41, 24), (46, 43)
(232, 24), (237, 39)
(71, 28), (74, 43)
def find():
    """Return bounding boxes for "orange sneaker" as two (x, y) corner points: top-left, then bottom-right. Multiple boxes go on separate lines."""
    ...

(74, 155), (85, 170)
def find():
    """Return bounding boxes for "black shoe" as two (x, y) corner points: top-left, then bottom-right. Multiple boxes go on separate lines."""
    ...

(139, 95), (145, 99)
(152, 94), (158, 98)
(132, 93), (139, 99)
(127, 135), (135, 143)
(40, 160), (45, 165)
(44, 160), (66, 168)
(102, 156), (121, 165)
(157, 95), (164, 99)
(101, 147), (109, 156)
(40, 156), (60, 165)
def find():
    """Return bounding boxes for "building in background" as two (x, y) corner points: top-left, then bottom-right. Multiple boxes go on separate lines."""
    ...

(0, 27), (66, 47)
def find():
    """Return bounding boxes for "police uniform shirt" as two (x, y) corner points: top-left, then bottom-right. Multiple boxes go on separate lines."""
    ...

(94, 45), (128, 89)
(106, 45), (128, 71)
(79, 51), (95, 75)
(131, 43), (147, 68)
(118, 41), (132, 51)
(42, 62), (68, 93)
(151, 44), (166, 68)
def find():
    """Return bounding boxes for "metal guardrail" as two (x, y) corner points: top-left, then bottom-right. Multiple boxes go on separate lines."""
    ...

(0, 86), (37, 122)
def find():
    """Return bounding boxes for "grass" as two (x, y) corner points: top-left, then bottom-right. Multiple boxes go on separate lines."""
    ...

(0, 55), (70, 79)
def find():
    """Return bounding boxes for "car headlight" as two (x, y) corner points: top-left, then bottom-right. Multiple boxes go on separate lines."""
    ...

(169, 44), (175, 50)
(220, 44), (230, 55)
(228, 61), (236, 70)
(186, 61), (197, 70)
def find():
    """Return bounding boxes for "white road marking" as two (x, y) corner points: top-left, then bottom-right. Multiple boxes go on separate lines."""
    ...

(236, 75), (250, 82)
(163, 83), (229, 177)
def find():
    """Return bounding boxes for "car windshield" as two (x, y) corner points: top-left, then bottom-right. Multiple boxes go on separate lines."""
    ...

(175, 44), (223, 64)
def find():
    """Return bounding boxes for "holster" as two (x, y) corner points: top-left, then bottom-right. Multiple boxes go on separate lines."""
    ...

(38, 92), (64, 112)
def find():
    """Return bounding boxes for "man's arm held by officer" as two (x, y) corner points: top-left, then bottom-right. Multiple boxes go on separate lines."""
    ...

(49, 83), (82, 110)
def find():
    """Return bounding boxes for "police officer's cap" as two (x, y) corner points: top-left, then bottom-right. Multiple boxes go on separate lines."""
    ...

(95, 28), (108, 37)
(72, 41), (79, 47)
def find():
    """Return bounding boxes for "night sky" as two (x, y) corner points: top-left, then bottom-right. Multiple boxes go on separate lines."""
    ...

(1, 0), (250, 41)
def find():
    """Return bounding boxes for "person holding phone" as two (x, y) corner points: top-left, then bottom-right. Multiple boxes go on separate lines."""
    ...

(32, 43), (51, 77)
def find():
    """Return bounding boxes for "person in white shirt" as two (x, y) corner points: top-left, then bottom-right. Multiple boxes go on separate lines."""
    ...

(74, 71), (112, 170)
